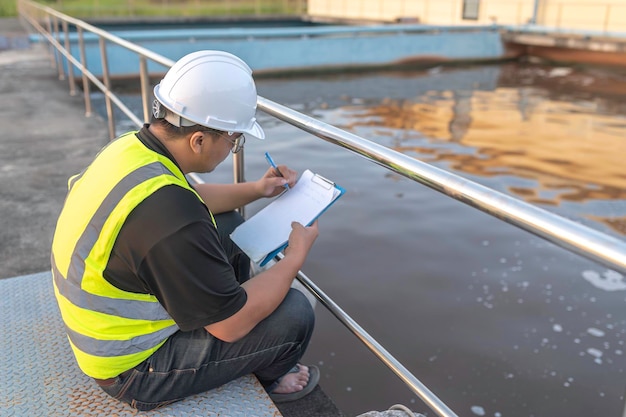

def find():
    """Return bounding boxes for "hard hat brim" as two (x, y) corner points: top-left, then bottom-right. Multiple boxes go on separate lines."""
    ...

(244, 120), (265, 141)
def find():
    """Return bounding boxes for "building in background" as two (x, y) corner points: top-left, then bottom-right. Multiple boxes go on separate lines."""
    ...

(307, 0), (626, 32)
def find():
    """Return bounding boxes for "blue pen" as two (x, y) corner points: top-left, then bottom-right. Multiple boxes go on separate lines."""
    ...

(264, 152), (289, 190)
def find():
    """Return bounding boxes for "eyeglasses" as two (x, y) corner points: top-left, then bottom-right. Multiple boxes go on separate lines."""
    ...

(200, 130), (246, 153)
(217, 131), (246, 154)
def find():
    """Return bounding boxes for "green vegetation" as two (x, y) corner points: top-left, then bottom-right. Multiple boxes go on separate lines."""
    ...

(2, 0), (306, 18)
(0, 0), (18, 16)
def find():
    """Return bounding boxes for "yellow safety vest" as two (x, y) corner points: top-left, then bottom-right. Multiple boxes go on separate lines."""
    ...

(51, 131), (210, 379)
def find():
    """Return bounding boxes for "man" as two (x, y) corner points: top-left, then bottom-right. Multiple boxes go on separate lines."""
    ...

(50, 50), (320, 411)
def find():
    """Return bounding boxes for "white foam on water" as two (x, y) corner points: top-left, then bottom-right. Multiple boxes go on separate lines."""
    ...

(471, 405), (486, 416)
(582, 269), (626, 291)
(587, 348), (603, 357)
(587, 327), (606, 337)
(548, 68), (573, 77)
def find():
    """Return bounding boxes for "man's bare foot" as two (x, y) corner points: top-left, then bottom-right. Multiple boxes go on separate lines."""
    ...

(271, 364), (310, 394)
(268, 364), (320, 403)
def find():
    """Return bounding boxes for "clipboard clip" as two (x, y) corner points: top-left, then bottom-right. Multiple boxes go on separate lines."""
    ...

(311, 173), (335, 190)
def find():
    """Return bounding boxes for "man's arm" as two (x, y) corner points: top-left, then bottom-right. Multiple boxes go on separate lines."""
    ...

(194, 181), (263, 214)
(204, 221), (318, 342)
(193, 165), (297, 214)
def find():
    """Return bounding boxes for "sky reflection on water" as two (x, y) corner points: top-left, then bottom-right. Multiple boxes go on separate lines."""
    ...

(305, 65), (626, 237)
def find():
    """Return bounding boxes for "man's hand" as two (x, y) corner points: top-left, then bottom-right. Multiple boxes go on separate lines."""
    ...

(206, 220), (319, 343)
(256, 165), (297, 198)
(284, 220), (319, 262)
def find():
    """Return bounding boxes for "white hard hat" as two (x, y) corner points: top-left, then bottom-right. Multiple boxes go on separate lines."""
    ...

(153, 50), (265, 140)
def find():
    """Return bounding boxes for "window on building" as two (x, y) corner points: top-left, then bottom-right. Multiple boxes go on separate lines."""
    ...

(462, 0), (480, 20)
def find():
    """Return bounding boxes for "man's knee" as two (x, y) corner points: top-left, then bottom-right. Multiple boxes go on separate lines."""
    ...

(278, 288), (315, 340)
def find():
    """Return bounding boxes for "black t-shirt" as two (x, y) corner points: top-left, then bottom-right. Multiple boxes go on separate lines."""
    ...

(103, 126), (247, 332)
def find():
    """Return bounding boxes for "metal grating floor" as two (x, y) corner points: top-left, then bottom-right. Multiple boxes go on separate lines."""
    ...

(0, 271), (283, 417)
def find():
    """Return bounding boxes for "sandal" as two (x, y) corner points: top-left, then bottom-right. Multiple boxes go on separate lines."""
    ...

(268, 364), (320, 403)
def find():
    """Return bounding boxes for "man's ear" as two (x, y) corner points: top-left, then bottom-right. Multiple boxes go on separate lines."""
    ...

(189, 131), (205, 154)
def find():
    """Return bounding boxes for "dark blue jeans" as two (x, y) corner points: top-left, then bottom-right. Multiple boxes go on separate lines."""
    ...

(99, 211), (315, 411)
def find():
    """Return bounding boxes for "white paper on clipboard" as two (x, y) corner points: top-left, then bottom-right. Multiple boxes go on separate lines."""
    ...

(230, 169), (344, 265)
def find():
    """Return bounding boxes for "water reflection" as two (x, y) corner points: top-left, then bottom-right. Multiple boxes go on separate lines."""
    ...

(319, 67), (626, 235)
(253, 63), (626, 417)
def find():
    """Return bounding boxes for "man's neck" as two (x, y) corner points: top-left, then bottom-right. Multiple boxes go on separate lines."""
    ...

(147, 124), (191, 174)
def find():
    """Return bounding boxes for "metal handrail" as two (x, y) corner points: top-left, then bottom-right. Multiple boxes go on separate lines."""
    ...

(17, 1), (626, 416)
(257, 97), (626, 274)
(275, 253), (457, 417)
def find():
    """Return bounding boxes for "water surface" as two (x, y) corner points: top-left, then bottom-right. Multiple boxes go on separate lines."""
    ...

(250, 63), (626, 417)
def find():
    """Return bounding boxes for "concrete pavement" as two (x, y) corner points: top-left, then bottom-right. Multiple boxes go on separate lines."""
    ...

(0, 17), (109, 279)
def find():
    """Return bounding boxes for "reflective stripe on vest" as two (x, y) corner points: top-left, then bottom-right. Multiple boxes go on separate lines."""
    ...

(51, 132), (211, 379)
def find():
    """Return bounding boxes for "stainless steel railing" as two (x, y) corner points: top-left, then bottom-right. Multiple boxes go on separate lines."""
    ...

(257, 97), (626, 275)
(17, 1), (626, 416)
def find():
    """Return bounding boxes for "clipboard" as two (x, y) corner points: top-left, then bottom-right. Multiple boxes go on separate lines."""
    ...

(230, 169), (345, 266)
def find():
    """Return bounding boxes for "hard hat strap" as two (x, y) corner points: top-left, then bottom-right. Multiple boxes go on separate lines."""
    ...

(153, 100), (195, 128)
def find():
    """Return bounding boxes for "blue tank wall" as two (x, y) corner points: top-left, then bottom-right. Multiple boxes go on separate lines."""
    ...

(47, 24), (507, 77)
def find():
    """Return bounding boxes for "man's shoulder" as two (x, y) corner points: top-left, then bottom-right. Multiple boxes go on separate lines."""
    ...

(144, 184), (202, 211)
(126, 184), (210, 238)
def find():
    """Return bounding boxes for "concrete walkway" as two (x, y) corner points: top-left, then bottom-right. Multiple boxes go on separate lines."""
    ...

(0, 18), (109, 279)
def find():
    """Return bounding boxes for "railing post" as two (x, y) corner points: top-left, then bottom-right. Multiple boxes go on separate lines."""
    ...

(44, 14), (55, 69)
(61, 20), (76, 96)
(233, 151), (246, 216)
(77, 26), (92, 117)
(52, 15), (66, 80)
(139, 56), (151, 123)
(98, 36), (116, 140)
(49, 15), (64, 78)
